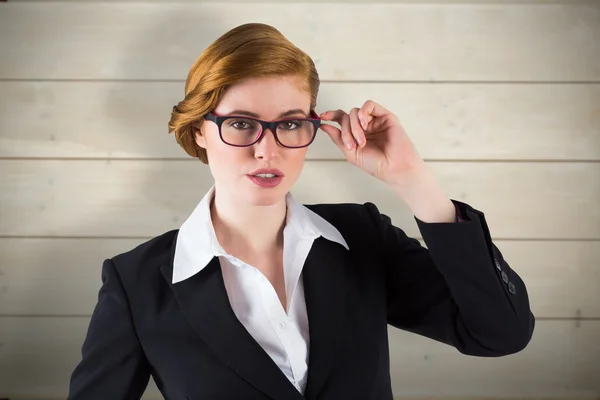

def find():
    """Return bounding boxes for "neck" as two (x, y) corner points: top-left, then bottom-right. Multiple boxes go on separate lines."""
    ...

(210, 185), (287, 256)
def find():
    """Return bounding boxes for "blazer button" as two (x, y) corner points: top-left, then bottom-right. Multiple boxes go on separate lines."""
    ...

(508, 281), (516, 294)
(501, 271), (509, 284)
(494, 258), (502, 271)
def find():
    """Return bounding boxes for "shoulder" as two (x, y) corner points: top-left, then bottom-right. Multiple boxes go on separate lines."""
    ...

(305, 201), (381, 222)
(109, 229), (179, 284)
(304, 201), (383, 239)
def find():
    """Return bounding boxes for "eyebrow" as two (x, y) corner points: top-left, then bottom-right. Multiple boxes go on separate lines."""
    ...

(225, 109), (308, 119)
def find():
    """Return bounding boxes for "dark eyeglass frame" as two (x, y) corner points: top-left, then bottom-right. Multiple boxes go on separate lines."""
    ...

(203, 110), (322, 148)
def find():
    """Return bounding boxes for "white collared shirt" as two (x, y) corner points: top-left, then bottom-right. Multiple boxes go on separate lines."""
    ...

(172, 185), (349, 394)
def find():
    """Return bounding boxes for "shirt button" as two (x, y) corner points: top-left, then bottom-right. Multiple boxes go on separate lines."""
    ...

(508, 282), (516, 294)
(278, 321), (286, 329)
(501, 270), (509, 284)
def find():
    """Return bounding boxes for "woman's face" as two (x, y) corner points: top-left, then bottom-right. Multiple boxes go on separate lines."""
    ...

(195, 75), (312, 207)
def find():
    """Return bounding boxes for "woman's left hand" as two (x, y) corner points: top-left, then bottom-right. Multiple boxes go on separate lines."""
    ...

(319, 100), (424, 186)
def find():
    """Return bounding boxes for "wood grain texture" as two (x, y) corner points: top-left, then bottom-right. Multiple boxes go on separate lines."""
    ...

(387, 320), (600, 397)
(2, 81), (599, 161)
(2, 159), (599, 239)
(0, 3), (598, 81)
(0, 318), (597, 398)
(6, 0), (600, 3)
(0, 238), (598, 318)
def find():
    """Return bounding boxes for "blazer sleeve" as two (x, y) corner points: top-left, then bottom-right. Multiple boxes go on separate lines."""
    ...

(67, 258), (151, 399)
(365, 199), (535, 357)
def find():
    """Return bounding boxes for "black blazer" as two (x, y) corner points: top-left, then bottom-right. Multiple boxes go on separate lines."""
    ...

(68, 200), (535, 400)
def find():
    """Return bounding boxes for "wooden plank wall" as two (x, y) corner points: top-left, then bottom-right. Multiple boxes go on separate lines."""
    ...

(0, 1), (599, 399)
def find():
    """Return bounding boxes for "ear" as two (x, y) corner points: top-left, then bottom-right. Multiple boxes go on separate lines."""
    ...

(193, 122), (208, 149)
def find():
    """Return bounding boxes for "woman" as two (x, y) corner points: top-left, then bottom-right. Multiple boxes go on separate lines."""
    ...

(67, 23), (535, 400)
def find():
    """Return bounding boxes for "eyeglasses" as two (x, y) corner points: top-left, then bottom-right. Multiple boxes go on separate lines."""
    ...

(203, 110), (321, 148)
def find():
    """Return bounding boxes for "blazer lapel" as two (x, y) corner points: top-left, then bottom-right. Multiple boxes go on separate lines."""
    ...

(302, 236), (350, 400)
(160, 257), (304, 400)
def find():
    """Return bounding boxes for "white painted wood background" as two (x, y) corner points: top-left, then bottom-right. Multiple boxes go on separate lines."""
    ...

(0, 1), (599, 399)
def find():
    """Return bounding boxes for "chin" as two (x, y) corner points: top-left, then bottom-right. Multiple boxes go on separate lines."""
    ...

(243, 193), (282, 208)
(243, 179), (288, 206)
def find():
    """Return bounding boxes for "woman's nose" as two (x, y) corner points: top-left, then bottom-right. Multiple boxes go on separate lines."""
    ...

(253, 128), (281, 159)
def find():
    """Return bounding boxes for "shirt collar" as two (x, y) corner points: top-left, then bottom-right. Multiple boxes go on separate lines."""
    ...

(172, 185), (349, 284)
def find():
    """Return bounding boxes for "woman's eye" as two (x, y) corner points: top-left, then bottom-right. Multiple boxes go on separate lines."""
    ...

(230, 120), (251, 129)
(279, 121), (301, 130)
